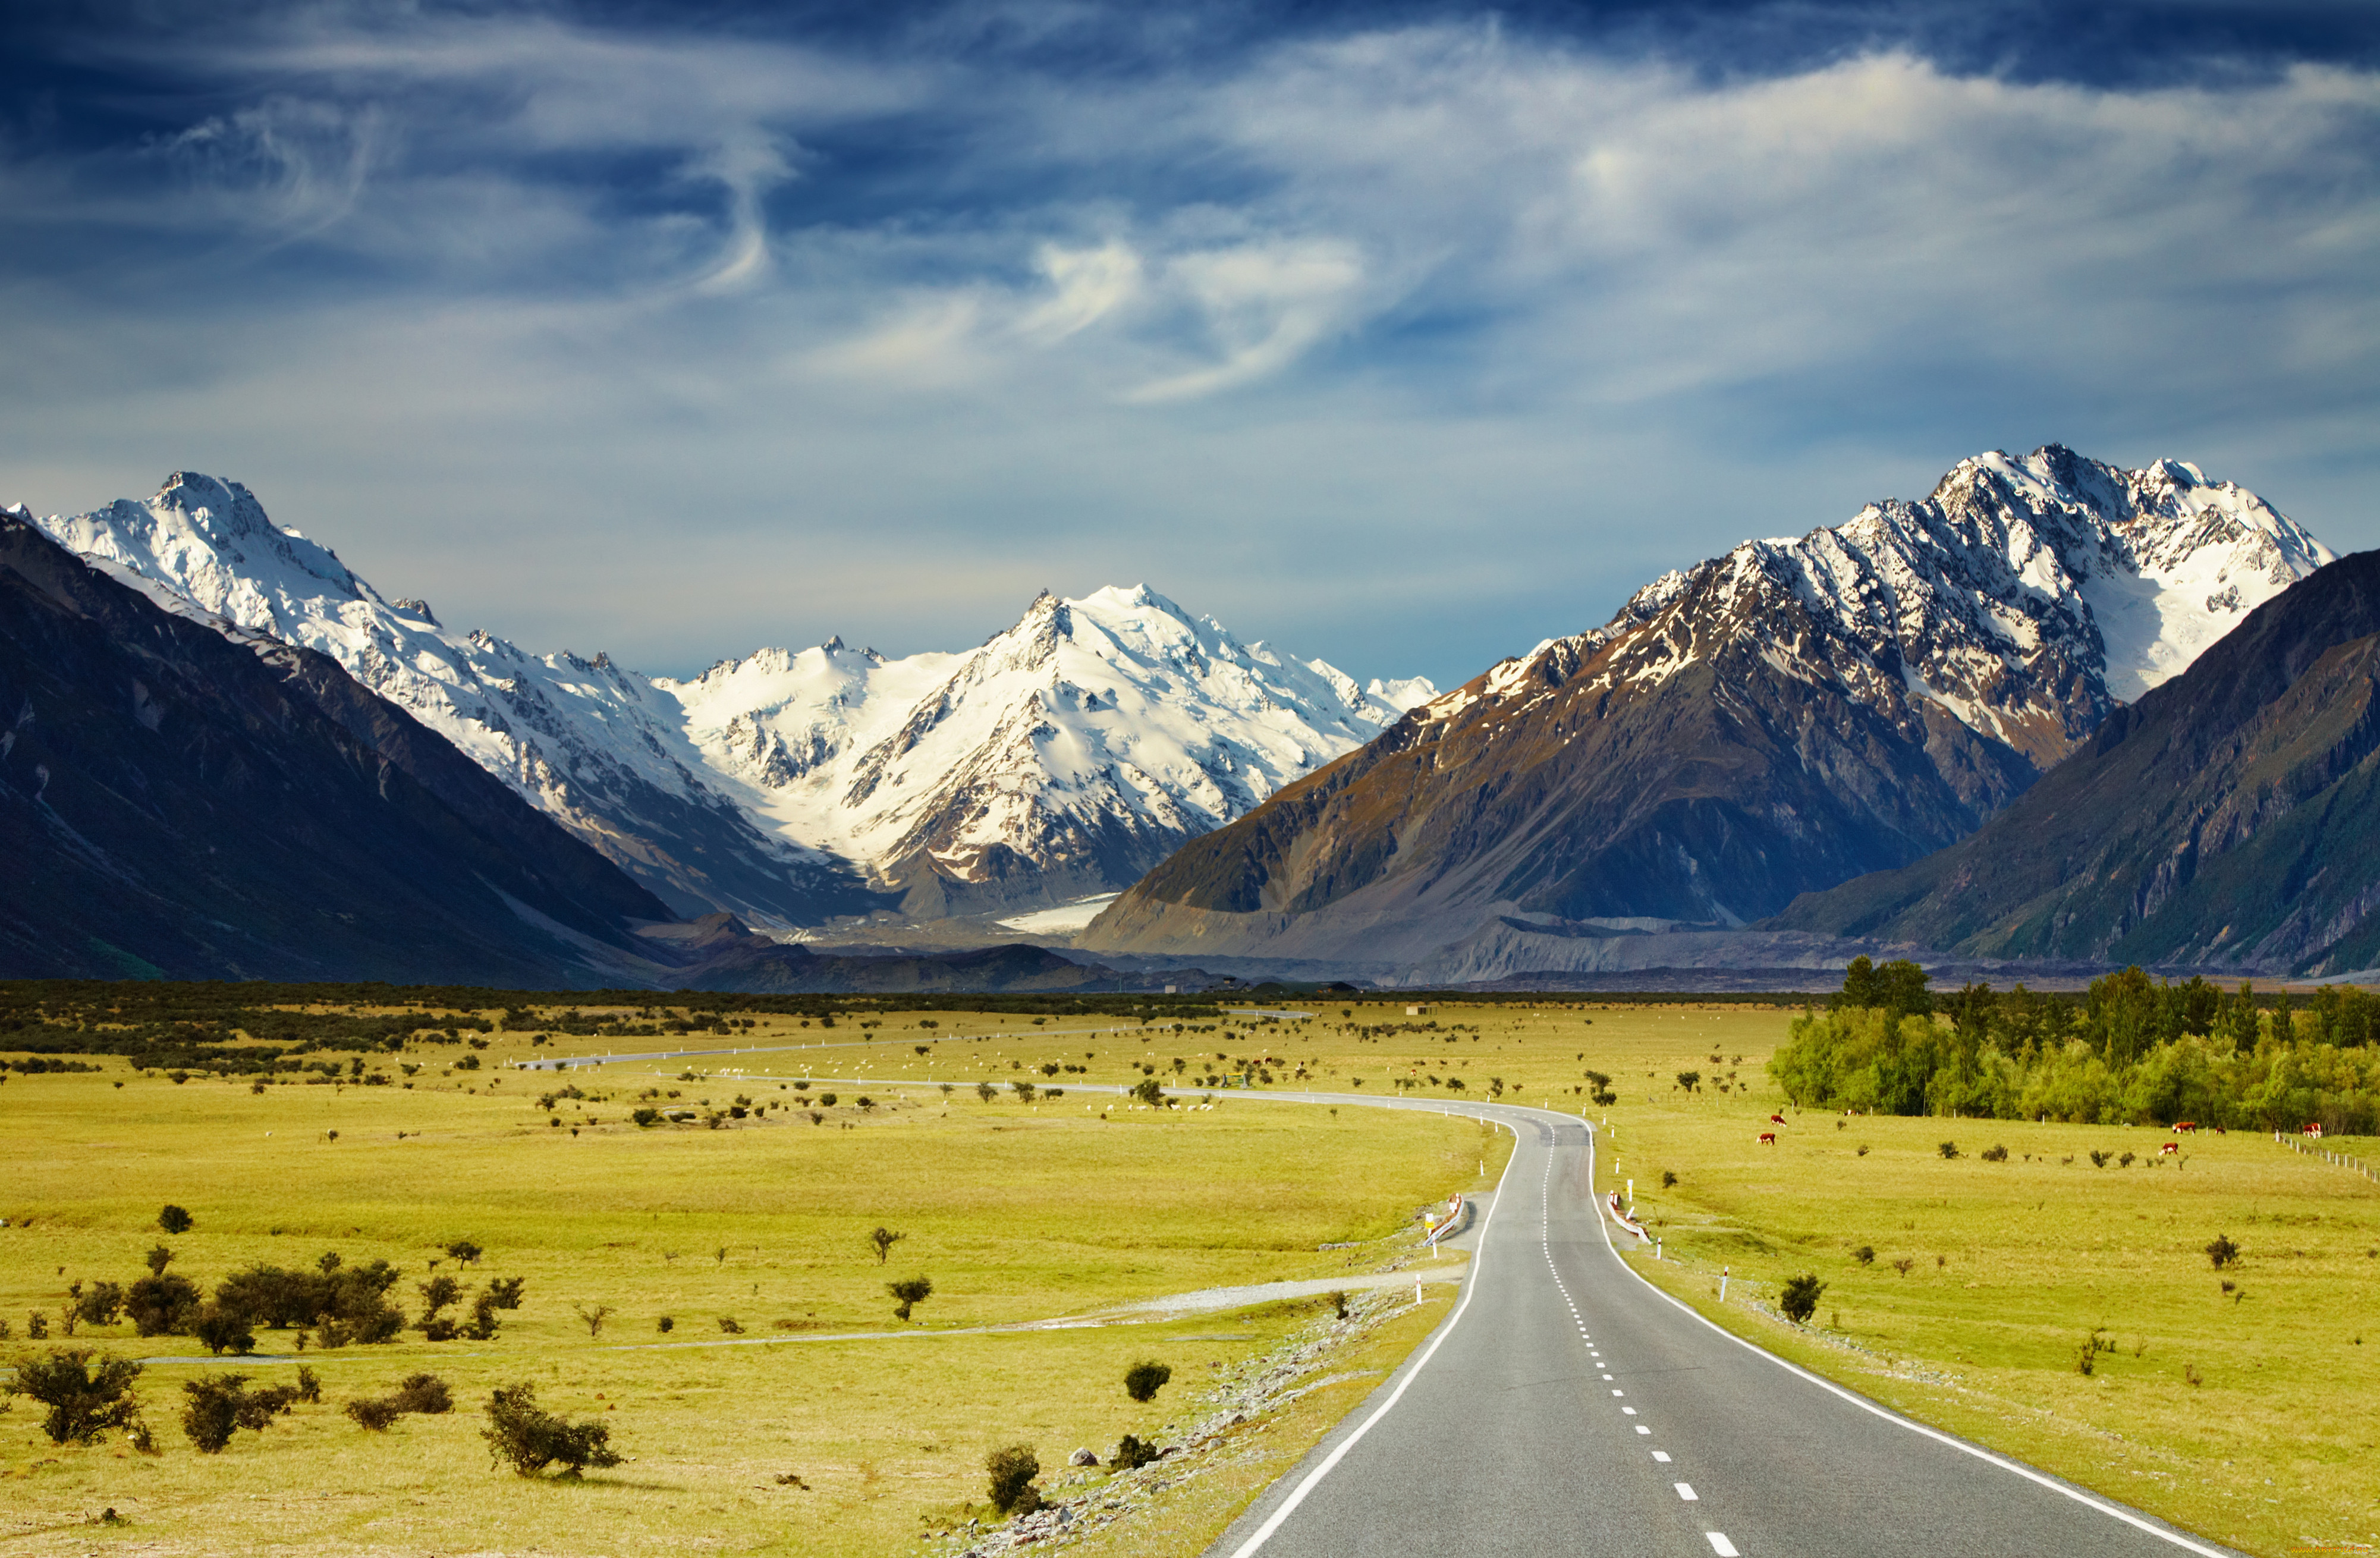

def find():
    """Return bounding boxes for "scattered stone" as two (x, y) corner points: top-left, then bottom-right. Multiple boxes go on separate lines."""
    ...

(1068, 1447), (1099, 1467)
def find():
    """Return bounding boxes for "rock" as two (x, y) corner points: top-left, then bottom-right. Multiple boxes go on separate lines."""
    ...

(1069, 1447), (1099, 1467)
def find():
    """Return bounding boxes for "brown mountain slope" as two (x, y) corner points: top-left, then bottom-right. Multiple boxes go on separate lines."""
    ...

(1765, 550), (2380, 975)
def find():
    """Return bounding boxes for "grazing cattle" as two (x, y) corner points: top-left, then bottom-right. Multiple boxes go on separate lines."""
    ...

(1769, 1113), (1787, 1125)
(2304, 1122), (2325, 1138)
(2159, 1142), (2180, 1156)
(1758, 1132), (1777, 1146)
(2172, 1122), (2197, 1134)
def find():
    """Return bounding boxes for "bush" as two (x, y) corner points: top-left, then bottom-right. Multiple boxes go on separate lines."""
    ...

(1779, 1274), (1827, 1324)
(1132, 1077), (1166, 1107)
(445, 1241), (484, 1266)
(870, 1227), (906, 1265)
(295, 1367), (322, 1403)
(975, 1081), (997, 1102)
(74, 1280), (126, 1328)
(2207, 1234), (2241, 1270)
(483, 1277), (526, 1310)
(985, 1443), (1041, 1515)
(180, 1373), (276, 1453)
(1980, 1144), (2009, 1163)
(345, 1397), (403, 1431)
(631, 1107), (662, 1127)
(146, 1245), (175, 1276)
(5, 1347), (145, 1444)
(1938, 1141), (1961, 1160)
(887, 1276), (933, 1321)
(191, 1304), (256, 1356)
(1111, 1433), (1161, 1471)
(656, 1315), (674, 1334)
(127, 1274), (202, 1337)
(1123, 1361), (1172, 1403)
(1850, 1245), (1875, 1265)
(159, 1205), (194, 1235)
(481, 1383), (622, 1478)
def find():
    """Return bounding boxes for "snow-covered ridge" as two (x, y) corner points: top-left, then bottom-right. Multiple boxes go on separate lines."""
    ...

(1414, 444), (2332, 764)
(23, 473), (1433, 922)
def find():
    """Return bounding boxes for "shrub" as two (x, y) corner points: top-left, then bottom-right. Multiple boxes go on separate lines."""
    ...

(1112, 1433), (1161, 1471)
(74, 1280), (126, 1328)
(345, 1397), (403, 1431)
(656, 1315), (674, 1334)
(887, 1277), (933, 1321)
(417, 1274), (464, 1324)
(1124, 1361), (1172, 1403)
(180, 1373), (275, 1453)
(1011, 1080), (1037, 1102)
(870, 1227), (906, 1265)
(159, 1205), (194, 1235)
(1851, 1245), (1875, 1265)
(481, 1383), (622, 1478)
(631, 1107), (662, 1127)
(1779, 1273), (1827, 1324)
(191, 1303), (256, 1356)
(985, 1443), (1041, 1515)
(2207, 1234), (2241, 1270)
(1980, 1144), (2009, 1162)
(392, 1372), (453, 1413)
(718, 1316), (743, 1334)
(975, 1082), (997, 1102)
(817, 1092), (838, 1108)
(145, 1245), (174, 1276)
(1938, 1141), (1961, 1160)
(295, 1367), (322, 1403)
(2089, 1149), (2111, 1168)
(573, 1303), (614, 1338)
(445, 1241), (484, 1266)
(1660, 1170), (1678, 1188)
(1132, 1077), (1166, 1107)
(2076, 1328), (2115, 1376)
(6, 1347), (145, 1444)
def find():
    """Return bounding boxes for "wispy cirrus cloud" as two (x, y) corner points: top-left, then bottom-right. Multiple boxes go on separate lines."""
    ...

(1, 2), (2377, 689)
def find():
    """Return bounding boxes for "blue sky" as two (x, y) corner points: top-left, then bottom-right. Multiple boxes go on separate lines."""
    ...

(5, 1), (2378, 689)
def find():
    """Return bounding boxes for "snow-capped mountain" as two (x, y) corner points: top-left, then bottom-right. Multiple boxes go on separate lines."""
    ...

(1082, 445), (2335, 975)
(25, 473), (1430, 925)
(665, 586), (1433, 913)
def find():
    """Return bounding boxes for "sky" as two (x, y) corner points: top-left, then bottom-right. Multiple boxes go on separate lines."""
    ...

(4, 0), (2379, 690)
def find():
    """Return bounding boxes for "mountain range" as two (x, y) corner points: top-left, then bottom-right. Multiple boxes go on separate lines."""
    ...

(27, 475), (1431, 931)
(1770, 549), (2380, 976)
(1078, 447), (2334, 979)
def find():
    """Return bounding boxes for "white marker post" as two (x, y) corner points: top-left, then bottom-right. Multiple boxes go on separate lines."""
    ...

(1720, 1266), (1730, 1301)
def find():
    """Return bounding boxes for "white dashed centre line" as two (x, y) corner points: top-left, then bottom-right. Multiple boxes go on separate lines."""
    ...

(1675, 1482), (1699, 1502)
(1623, 1406), (1637, 1416)
(1635, 1425), (1650, 1435)
(1652, 1451), (1671, 1463)
(1705, 1535), (1740, 1557)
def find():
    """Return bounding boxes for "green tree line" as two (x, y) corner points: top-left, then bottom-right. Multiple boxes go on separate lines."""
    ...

(1769, 957), (2380, 1132)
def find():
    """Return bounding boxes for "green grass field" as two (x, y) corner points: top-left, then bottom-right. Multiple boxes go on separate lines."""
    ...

(0, 1013), (1503, 1557)
(5, 994), (2374, 1556)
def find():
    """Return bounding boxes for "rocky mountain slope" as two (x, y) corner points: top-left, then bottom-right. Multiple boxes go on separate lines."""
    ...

(1079, 446), (2333, 978)
(0, 508), (674, 982)
(28, 476), (1428, 928)
(1767, 550), (2380, 976)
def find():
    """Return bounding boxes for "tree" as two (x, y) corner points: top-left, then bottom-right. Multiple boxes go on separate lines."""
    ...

(985, 1444), (1042, 1515)
(572, 1303), (614, 1338)
(146, 1245), (175, 1276)
(1012, 1079), (1037, 1102)
(1132, 1077), (1167, 1107)
(158, 1205), (194, 1235)
(870, 1227), (906, 1265)
(1124, 1361), (1172, 1403)
(1675, 1071), (1701, 1094)
(887, 1276), (933, 1321)
(1779, 1274), (1827, 1324)
(2206, 1234), (2241, 1270)
(481, 1383), (622, 1477)
(6, 1348), (145, 1445)
(976, 1081), (997, 1102)
(445, 1240), (485, 1266)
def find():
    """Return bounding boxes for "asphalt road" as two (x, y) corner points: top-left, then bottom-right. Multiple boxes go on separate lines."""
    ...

(1205, 1098), (2240, 1558)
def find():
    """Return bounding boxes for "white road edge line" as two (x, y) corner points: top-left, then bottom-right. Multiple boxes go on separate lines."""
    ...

(1585, 1123), (2240, 1558)
(1219, 1117), (1523, 1558)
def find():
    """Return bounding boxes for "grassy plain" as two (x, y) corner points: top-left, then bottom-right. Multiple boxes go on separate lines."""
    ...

(0, 1011), (1503, 1557)
(6, 996), (2376, 1557)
